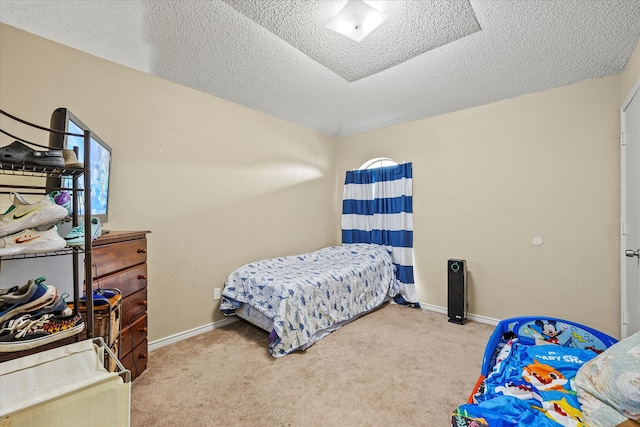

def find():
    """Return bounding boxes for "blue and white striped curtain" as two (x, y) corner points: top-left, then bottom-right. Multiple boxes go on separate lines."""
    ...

(341, 162), (419, 307)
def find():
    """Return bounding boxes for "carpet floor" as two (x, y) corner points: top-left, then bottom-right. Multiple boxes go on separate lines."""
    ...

(130, 303), (495, 427)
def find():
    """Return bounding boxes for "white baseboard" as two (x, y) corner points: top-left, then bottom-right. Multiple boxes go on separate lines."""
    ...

(418, 302), (499, 326)
(148, 317), (238, 351)
(149, 304), (498, 352)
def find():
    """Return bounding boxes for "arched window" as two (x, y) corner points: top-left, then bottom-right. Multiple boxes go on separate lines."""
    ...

(358, 157), (398, 170)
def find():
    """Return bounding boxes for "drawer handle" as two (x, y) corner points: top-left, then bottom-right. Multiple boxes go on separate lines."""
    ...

(139, 300), (148, 306)
(138, 353), (148, 359)
(137, 274), (147, 280)
(138, 326), (148, 332)
(137, 248), (146, 254)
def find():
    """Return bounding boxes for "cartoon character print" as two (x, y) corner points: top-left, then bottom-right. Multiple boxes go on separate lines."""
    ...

(495, 382), (542, 401)
(534, 319), (563, 345)
(535, 397), (588, 427)
(522, 359), (569, 392)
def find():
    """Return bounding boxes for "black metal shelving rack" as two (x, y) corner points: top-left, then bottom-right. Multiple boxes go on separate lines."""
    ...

(0, 108), (95, 358)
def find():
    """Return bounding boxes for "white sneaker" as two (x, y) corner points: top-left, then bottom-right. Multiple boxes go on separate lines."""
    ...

(0, 192), (68, 238)
(0, 226), (66, 256)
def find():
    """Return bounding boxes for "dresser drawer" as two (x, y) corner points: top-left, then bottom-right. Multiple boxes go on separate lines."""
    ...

(120, 313), (147, 357)
(121, 339), (148, 381)
(94, 264), (147, 299)
(92, 238), (147, 277)
(122, 288), (147, 323)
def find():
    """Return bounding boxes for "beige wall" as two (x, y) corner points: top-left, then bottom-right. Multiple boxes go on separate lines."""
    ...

(0, 24), (338, 341)
(335, 76), (622, 337)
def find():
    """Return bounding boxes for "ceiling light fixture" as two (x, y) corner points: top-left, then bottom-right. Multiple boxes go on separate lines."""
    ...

(325, 0), (389, 43)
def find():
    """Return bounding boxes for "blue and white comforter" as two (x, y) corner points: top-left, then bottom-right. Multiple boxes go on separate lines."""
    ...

(220, 243), (398, 357)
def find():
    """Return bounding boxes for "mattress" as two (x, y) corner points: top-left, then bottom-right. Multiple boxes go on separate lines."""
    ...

(221, 243), (398, 357)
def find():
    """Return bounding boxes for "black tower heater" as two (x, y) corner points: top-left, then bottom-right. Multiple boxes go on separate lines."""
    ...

(447, 259), (467, 324)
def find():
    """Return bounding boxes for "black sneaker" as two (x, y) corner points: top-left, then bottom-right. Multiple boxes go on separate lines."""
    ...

(0, 141), (64, 168)
(0, 312), (84, 352)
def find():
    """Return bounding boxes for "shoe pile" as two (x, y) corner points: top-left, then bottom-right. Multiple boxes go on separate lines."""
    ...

(0, 140), (83, 169)
(0, 277), (84, 352)
(0, 191), (102, 256)
(0, 192), (68, 256)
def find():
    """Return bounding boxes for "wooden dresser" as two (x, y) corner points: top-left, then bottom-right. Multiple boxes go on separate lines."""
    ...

(92, 230), (150, 381)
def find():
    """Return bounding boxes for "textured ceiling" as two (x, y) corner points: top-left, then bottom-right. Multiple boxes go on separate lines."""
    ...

(1, 0), (640, 137)
(221, 0), (481, 82)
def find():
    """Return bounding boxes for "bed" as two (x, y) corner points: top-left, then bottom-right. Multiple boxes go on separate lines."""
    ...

(450, 316), (640, 427)
(220, 243), (398, 357)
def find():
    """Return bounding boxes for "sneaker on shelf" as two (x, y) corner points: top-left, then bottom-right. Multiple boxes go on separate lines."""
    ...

(51, 190), (73, 217)
(0, 278), (57, 324)
(0, 280), (38, 307)
(0, 312), (84, 352)
(0, 192), (68, 237)
(64, 217), (102, 246)
(0, 225), (66, 257)
(0, 140), (65, 168)
(62, 149), (83, 168)
(29, 293), (72, 318)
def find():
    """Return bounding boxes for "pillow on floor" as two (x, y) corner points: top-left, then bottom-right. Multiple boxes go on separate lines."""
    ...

(575, 330), (640, 427)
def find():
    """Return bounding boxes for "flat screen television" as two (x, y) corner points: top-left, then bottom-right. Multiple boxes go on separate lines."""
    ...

(46, 108), (112, 224)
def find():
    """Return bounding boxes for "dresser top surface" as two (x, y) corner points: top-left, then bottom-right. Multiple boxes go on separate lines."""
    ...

(92, 230), (151, 246)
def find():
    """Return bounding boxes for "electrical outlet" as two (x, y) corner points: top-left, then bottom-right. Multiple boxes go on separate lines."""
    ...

(214, 288), (221, 300)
